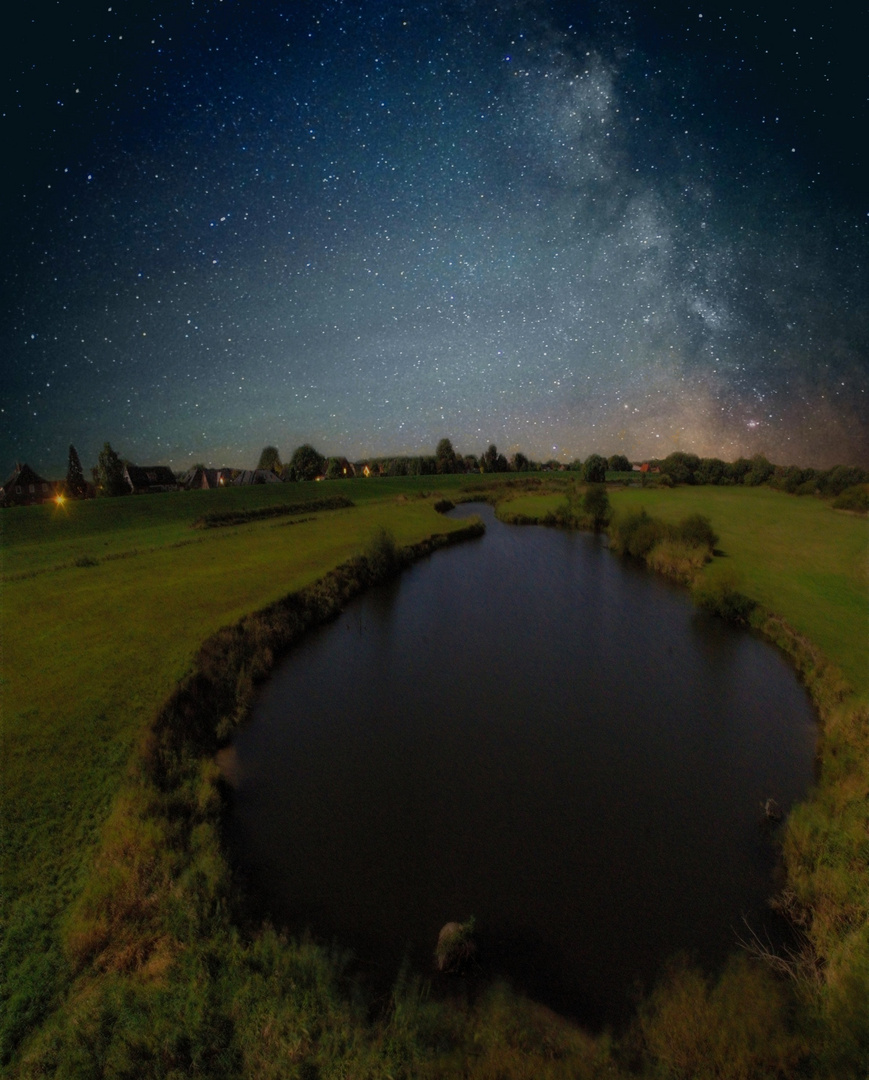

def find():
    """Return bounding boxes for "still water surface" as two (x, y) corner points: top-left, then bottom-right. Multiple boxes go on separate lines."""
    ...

(226, 504), (816, 1025)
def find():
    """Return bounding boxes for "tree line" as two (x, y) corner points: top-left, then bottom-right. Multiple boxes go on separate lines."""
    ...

(57, 438), (867, 504)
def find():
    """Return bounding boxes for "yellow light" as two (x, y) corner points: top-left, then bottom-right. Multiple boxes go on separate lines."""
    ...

(54, 493), (65, 506)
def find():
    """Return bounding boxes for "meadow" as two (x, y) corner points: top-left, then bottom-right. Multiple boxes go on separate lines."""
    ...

(1, 478), (475, 1067)
(1, 474), (867, 1077)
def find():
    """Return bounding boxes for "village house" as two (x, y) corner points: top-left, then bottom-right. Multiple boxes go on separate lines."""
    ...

(124, 464), (179, 494)
(232, 469), (282, 485)
(1, 463), (60, 506)
(180, 466), (234, 490)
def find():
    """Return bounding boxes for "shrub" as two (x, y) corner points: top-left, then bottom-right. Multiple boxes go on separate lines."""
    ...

(647, 539), (710, 584)
(674, 514), (719, 552)
(818, 464), (869, 496)
(609, 509), (666, 558)
(638, 955), (805, 1080)
(725, 458), (752, 484)
(771, 464), (815, 494)
(743, 454), (775, 486)
(693, 572), (757, 624)
(364, 526), (402, 579)
(582, 484), (611, 531)
(194, 496), (353, 529)
(433, 498), (455, 514)
(832, 485), (869, 513)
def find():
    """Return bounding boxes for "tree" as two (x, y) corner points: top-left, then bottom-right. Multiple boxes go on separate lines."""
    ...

(435, 438), (458, 474)
(66, 444), (88, 498)
(696, 457), (727, 485)
(660, 452), (700, 485)
(743, 454), (774, 487)
(818, 464), (869, 496)
(480, 444), (508, 473)
(95, 442), (128, 496)
(582, 454), (607, 484)
(288, 444), (326, 481)
(583, 484), (611, 531)
(725, 457), (752, 484)
(511, 452), (530, 472)
(257, 445), (282, 473)
(608, 453), (631, 473)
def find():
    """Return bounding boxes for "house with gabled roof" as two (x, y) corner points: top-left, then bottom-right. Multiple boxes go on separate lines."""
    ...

(1, 463), (60, 506)
(124, 464), (179, 494)
(181, 466), (233, 490)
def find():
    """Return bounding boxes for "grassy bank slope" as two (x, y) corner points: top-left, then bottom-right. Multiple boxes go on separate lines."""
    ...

(507, 481), (869, 1075)
(609, 486), (868, 700)
(0, 482), (474, 1064)
(504, 484), (867, 698)
(3, 477), (867, 1076)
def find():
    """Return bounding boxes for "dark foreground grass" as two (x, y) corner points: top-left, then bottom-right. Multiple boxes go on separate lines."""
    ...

(3, 476), (868, 1077)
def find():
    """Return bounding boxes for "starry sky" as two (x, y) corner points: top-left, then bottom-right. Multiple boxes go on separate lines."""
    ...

(3, 0), (867, 475)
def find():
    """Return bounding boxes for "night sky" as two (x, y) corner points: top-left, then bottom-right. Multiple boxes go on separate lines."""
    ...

(3, 0), (867, 476)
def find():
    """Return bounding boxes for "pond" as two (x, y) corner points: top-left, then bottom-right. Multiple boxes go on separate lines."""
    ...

(223, 503), (817, 1026)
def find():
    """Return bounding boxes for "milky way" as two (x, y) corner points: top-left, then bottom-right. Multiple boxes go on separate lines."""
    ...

(3, 0), (866, 474)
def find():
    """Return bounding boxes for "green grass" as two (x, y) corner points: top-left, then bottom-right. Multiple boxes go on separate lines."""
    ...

(606, 486), (868, 699)
(0, 477), (481, 578)
(0, 481), (477, 1064)
(2, 476), (868, 1076)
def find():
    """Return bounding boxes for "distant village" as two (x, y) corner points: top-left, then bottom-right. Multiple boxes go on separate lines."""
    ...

(2, 438), (866, 508)
(0, 441), (636, 508)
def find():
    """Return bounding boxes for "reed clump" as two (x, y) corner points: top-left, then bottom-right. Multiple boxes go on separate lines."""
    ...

(608, 509), (718, 586)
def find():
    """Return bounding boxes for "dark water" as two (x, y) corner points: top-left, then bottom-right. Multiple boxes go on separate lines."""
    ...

(225, 504), (816, 1026)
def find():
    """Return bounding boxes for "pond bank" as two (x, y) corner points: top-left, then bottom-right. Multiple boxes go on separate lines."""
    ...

(226, 502), (817, 1027)
(14, 485), (866, 1078)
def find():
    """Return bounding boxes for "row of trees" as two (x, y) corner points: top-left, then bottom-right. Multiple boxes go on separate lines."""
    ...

(256, 444), (335, 482)
(63, 438), (868, 500)
(652, 451), (868, 496)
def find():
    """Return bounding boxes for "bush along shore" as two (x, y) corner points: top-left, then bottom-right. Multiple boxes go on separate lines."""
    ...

(495, 485), (869, 1078)
(9, 491), (868, 1078)
(14, 518), (514, 1077)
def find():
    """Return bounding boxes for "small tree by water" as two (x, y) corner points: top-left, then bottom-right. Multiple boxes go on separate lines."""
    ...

(583, 484), (611, 531)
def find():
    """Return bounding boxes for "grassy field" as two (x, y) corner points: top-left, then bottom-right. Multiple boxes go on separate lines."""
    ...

(2, 474), (867, 1076)
(0, 478), (478, 1066)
